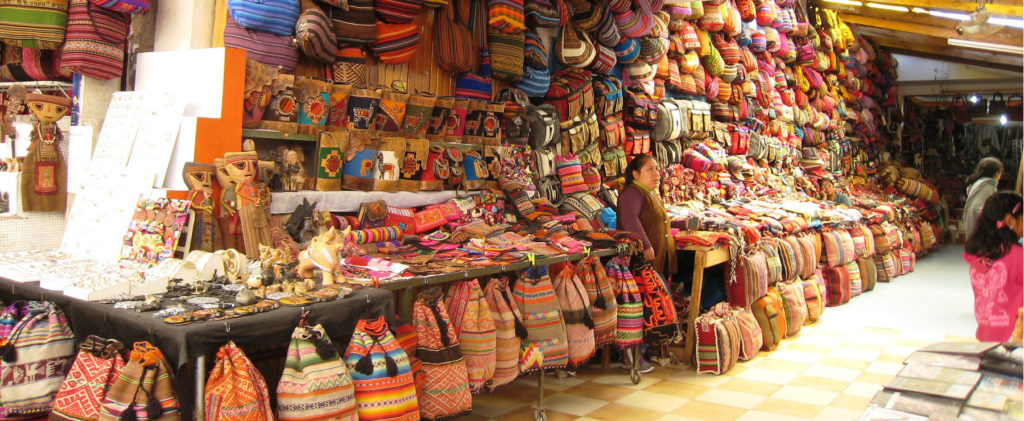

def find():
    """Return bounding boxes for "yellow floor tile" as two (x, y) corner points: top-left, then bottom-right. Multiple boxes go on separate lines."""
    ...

(470, 395), (529, 418)
(817, 355), (870, 370)
(592, 374), (664, 390)
(672, 400), (748, 421)
(561, 382), (638, 402)
(814, 406), (867, 421)
(892, 337), (935, 348)
(753, 358), (812, 373)
(753, 398), (827, 419)
(457, 414), (490, 421)
(539, 393), (609, 417)
(859, 326), (901, 335)
(498, 406), (579, 421)
(770, 385), (839, 406)
(584, 402), (666, 421)
(642, 379), (712, 399)
(841, 341), (890, 352)
(693, 388), (767, 409)
(667, 370), (732, 388)
(616, 390), (690, 413)
(735, 410), (810, 421)
(788, 375), (852, 393)
(734, 367), (800, 385)
(877, 353), (909, 363)
(943, 334), (978, 342)
(844, 381), (884, 398)
(785, 342), (834, 354)
(485, 382), (545, 403)
(853, 371), (895, 385)
(717, 377), (783, 396)
(828, 393), (873, 411)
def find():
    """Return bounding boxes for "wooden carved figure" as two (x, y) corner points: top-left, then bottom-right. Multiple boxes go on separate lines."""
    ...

(214, 158), (242, 252)
(225, 152), (273, 259)
(282, 149), (306, 191)
(1, 84), (26, 142)
(20, 94), (70, 212)
(183, 162), (222, 251)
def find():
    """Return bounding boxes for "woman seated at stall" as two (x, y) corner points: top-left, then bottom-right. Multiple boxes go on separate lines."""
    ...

(963, 191), (1023, 342)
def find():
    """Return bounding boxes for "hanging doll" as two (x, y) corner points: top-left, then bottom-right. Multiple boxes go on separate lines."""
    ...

(21, 93), (71, 212)
(182, 162), (221, 252)
(224, 152), (273, 258)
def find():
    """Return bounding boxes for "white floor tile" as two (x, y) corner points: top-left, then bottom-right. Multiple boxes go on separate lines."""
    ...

(769, 349), (826, 364)
(844, 381), (884, 398)
(827, 347), (882, 362)
(801, 365), (862, 382)
(615, 390), (689, 413)
(693, 388), (766, 409)
(865, 361), (905, 375)
(770, 385), (840, 406)
(813, 406), (866, 421)
(882, 345), (918, 357)
(734, 410), (809, 421)
(591, 374), (663, 390)
(667, 371), (732, 387)
(735, 367), (801, 385)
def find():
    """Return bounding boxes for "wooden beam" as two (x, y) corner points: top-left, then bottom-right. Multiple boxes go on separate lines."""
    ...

(856, 24), (1023, 58)
(839, 12), (1022, 47)
(817, 1), (1023, 39)
(865, 35), (1024, 70)
(825, 0), (1022, 18)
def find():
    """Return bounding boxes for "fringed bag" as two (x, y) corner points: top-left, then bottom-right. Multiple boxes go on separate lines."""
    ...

(576, 256), (617, 347)
(607, 257), (642, 349)
(733, 306), (762, 361)
(1, 302), (76, 419)
(277, 324), (356, 421)
(344, 316), (420, 421)
(551, 263), (596, 367)
(513, 266), (569, 371)
(413, 288), (472, 420)
(207, 341), (276, 421)
(445, 279), (496, 394)
(97, 342), (180, 421)
(634, 263), (681, 345)
(695, 302), (740, 375)
(482, 277), (525, 391)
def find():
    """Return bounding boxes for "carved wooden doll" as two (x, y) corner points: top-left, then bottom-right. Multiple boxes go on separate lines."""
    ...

(224, 152), (272, 258)
(214, 158), (242, 252)
(21, 94), (70, 212)
(183, 162), (222, 252)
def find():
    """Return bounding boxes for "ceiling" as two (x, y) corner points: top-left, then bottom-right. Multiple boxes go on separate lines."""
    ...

(808, 0), (1024, 72)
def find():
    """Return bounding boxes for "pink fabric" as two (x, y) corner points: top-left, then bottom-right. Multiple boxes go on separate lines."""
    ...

(963, 245), (1024, 342)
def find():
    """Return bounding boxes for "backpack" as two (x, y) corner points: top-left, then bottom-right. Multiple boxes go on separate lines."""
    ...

(496, 88), (531, 145)
(1, 302), (75, 419)
(634, 263), (681, 345)
(513, 266), (569, 371)
(277, 326), (355, 421)
(482, 277), (525, 391)
(777, 235), (800, 282)
(695, 302), (740, 375)
(778, 280), (807, 336)
(544, 68), (594, 123)
(576, 256), (617, 347)
(727, 247), (768, 307)
(594, 75), (624, 117)
(444, 279), (497, 393)
(552, 263), (596, 367)
(623, 88), (658, 129)
(607, 257), (643, 349)
(435, 0), (475, 75)
(412, 288), (472, 420)
(796, 234), (817, 279)
(750, 288), (785, 351)
(526, 104), (560, 148)
(801, 278), (823, 323)
(344, 317), (420, 420)
(733, 306), (763, 361)
(762, 241), (783, 285)
(652, 99), (683, 142)
(823, 264), (850, 306)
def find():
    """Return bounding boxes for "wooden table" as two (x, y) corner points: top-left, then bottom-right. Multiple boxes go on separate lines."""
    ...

(680, 244), (732, 366)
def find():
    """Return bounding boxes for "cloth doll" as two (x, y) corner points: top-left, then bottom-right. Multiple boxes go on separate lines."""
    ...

(21, 93), (71, 212)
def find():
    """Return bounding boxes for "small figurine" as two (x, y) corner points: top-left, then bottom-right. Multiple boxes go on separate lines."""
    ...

(214, 158), (242, 252)
(224, 152), (273, 259)
(281, 149), (306, 191)
(182, 162), (221, 252)
(295, 226), (357, 285)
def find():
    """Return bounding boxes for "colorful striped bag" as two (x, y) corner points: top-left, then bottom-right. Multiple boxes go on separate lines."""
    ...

(227, 0), (300, 36)
(296, 0), (338, 63)
(635, 263), (681, 345)
(1, 302), (76, 419)
(482, 277), (524, 391)
(801, 278), (823, 323)
(778, 280), (807, 336)
(513, 266), (569, 371)
(207, 341), (276, 421)
(796, 234), (817, 279)
(60, 0), (130, 80)
(874, 252), (895, 283)
(577, 256), (617, 347)
(857, 256), (876, 292)
(552, 263), (596, 367)
(846, 260), (862, 297)
(728, 247), (768, 307)
(223, 15), (299, 73)
(0, 0), (69, 49)
(413, 288), (473, 420)
(51, 336), (126, 421)
(372, 21), (420, 64)
(823, 265), (850, 306)
(277, 325), (356, 421)
(608, 257), (643, 349)
(733, 306), (762, 361)
(445, 279), (496, 393)
(750, 287), (785, 350)
(695, 303), (740, 375)
(97, 342), (180, 421)
(344, 316), (420, 421)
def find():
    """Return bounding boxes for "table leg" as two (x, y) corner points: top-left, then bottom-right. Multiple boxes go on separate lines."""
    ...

(195, 354), (206, 421)
(399, 287), (415, 322)
(682, 251), (707, 367)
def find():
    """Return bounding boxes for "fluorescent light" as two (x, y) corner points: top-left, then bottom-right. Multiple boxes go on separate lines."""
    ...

(970, 94), (979, 104)
(990, 17), (1024, 29)
(824, 0), (863, 6)
(911, 7), (929, 13)
(947, 38), (1024, 54)
(867, 2), (909, 12)
(929, 10), (970, 21)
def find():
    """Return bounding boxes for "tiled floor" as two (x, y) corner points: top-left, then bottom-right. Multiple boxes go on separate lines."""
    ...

(462, 246), (980, 420)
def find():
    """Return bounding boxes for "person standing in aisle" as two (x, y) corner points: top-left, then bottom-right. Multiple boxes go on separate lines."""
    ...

(819, 178), (852, 207)
(616, 155), (677, 373)
(964, 157), (1004, 237)
(963, 191), (1023, 342)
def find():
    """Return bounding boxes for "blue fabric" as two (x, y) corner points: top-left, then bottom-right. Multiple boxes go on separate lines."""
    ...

(517, 66), (550, 97)
(601, 207), (617, 229)
(228, 0), (300, 36)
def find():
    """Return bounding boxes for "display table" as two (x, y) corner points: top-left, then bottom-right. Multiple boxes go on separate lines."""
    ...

(679, 243), (731, 366)
(0, 277), (394, 421)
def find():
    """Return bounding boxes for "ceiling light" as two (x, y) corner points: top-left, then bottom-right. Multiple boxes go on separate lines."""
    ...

(824, 0), (863, 6)
(929, 10), (970, 21)
(911, 7), (928, 13)
(1000, 114), (1008, 125)
(867, 2), (909, 12)
(947, 38), (1024, 54)
(970, 94), (979, 104)
(989, 17), (1024, 29)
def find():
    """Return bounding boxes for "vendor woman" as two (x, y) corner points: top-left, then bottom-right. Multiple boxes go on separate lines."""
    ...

(617, 155), (677, 277)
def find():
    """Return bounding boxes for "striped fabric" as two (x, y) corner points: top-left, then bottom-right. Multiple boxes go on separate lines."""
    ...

(900, 248), (914, 274)
(52, 339), (126, 421)
(751, 289), (784, 350)
(846, 260), (862, 297)
(778, 280), (807, 336)
(488, 0), (525, 33)
(277, 326), (356, 421)
(1, 302), (75, 419)
(552, 263), (596, 367)
(344, 317), (420, 421)
(823, 265), (850, 307)
(90, 0), (149, 13)
(801, 278), (822, 323)
(695, 310), (733, 375)
(488, 29), (524, 82)
(555, 153), (588, 195)
(482, 277), (523, 391)
(733, 306), (762, 361)
(372, 21), (419, 64)
(576, 257), (616, 347)
(350, 226), (403, 244)
(858, 257), (877, 292)
(607, 257), (643, 349)
(413, 288), (472, 420)
(0, 0), (68, 49)
(98, 342), (180, 421)
(325, 0), (377, 43)
(296, 2), (338, 63)
(444, 279), (496, 394)
(60, 0), (128, 80)
(374, 0), (422, 23)
(207, 341), (276, 421)
(223, 15), (298, 73)
(513, 266), (569, 371)
(227, 0), (300, 36)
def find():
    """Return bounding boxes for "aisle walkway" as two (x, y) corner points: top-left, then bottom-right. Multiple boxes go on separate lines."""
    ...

(465, 246), (979, 421)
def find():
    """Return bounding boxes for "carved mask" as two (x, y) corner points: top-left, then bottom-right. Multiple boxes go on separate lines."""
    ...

(183, 162), (216, 196)
(213, 158), (235, 188)
(224, 152), (258, 185)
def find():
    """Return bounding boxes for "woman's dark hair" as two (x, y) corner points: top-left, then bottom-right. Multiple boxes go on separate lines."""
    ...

(623, 154), (656, 186)
(965, 191), (1022, 260)
(965, 157), (1004, 187)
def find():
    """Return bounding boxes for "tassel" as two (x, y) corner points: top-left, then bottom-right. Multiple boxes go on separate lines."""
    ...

(315, 341), (337, 360)
(146, 396), (163, 420)
(1, 345), (15, 363)
(355, 354), (375, 375)
(119, 407), (137, 421)
(385, 354), (398, 377)
(582, 311), (595, 329)
(513, 317), (528, 340)
(594, 293), (607, 310)
(429, 304), (451, 347)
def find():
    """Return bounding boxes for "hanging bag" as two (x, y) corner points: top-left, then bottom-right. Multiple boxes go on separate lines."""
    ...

(413, 287), (472, 420)
(444, 279), (497, 394)
(227, 0), (300, 36)
(551, 263), (596, 367)
(97, 342), (180, 421)
(207, 341), (275, 421)
(513, 266), (569, 371)
(634, 262), (681, 345)
(0, 0), (69, 49)
(51, 336), (126, 421)
(60, 0), (130, 80)
(277, 323), (356, 421)
(436, 0), (476, 75)
(482, 277), (526, 391)
(1, 302), (76, 419)
(343, 316), (420, 421)
(576, 256), (617, 347)
(608, 257), (643, 349)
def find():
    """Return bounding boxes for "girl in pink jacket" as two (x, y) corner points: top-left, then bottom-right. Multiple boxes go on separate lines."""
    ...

(963, 191), (1023, 342)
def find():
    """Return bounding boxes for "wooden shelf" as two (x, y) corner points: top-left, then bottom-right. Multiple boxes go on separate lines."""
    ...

(241, 129), (317, 142)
